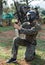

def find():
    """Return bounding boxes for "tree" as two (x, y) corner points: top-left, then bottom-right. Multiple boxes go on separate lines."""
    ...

(26, 0), (28, 5)
(0, 0), (2, 14)
(42, 10), (45, 15)
(0, 0), (3, 26)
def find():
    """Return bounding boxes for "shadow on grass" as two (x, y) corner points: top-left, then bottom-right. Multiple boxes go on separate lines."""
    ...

(28, 55), (45, 65)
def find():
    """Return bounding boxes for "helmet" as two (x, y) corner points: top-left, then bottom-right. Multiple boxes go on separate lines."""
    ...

(26, 10), (36, 23)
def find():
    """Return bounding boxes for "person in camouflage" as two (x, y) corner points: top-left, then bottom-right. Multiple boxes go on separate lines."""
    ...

(6, 10), (41, 63)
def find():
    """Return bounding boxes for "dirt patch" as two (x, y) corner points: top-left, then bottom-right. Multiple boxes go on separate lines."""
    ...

(18, 60), (31, 65)
(0, 30), (15, 38)
(0, 59), (14, 65)
(0, 59), (31, 65)
(41, 24), (45, 28)
(37, 30), (45, 40)
(0, 30), (15, 43)
(38, 36), (45, 40)
(0, 59), (7, 65)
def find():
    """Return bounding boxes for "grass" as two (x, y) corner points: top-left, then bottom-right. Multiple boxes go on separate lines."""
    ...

(0, 26), (14, 32)
(37, 39), (45, 52)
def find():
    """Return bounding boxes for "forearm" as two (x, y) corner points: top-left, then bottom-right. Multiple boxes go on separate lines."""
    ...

(19, 24), (41, 35)
(19, 27), (37, 35)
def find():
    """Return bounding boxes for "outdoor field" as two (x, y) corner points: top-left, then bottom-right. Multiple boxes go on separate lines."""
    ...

(0, 24), (45, 65)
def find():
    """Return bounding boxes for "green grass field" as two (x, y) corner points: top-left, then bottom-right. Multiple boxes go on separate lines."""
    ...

(0, 26), (14, 32)
(0, 26), (45, 65)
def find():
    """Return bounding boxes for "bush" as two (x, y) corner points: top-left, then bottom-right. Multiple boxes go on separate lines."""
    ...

(42, 16), (45, 24)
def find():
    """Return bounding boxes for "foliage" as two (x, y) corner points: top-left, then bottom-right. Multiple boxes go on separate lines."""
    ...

(42, 16), (45, 24)
(42, 10), (45, 15)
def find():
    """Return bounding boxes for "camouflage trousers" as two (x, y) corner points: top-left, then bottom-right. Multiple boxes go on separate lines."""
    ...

(12, 37), (36, 61)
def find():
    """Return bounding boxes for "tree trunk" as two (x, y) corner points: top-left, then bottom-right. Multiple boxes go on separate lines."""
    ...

(26, 0), (28, 5)
(0, 0), (3, 26)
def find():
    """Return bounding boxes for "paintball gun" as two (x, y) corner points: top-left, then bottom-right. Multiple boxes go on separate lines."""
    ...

(13, 0), (30, 24)
(13, 0), (22, 22)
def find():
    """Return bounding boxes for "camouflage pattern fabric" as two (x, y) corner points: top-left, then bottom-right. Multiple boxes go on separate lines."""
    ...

(12, 22), (41, 61)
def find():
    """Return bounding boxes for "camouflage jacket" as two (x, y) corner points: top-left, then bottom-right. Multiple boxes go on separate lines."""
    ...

(19, 22), (41, 45)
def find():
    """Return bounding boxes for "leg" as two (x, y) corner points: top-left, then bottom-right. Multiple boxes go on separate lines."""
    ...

(25, 44), (36, 61)
(6, 37), (19, 63)
(6, 37), (29, 63)
(12, 37), (29, 59)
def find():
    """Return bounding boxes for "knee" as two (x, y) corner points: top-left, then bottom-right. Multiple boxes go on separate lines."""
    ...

(13, 37), (17, 42)
(14, 37), (20, 43)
